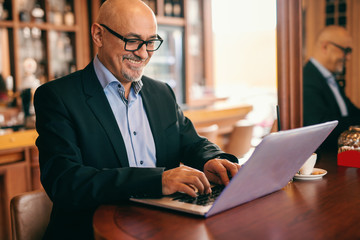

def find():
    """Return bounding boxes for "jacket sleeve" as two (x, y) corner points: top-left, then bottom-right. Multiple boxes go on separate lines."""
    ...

(163, 84), (238, 170)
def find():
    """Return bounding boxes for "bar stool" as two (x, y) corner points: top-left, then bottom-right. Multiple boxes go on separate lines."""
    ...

(225, 120), (254, 158)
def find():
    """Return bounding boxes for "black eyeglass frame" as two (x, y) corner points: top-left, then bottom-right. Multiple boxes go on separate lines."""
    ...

(100, 24), (163, 52)
(328, 41), (352, 55)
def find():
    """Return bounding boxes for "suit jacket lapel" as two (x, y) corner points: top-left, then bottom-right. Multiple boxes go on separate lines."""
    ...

(310, 62), (342, 115)
(321, 76), (343, 115)
(81, 63), (130, 167)
(140, 80), (167, 167)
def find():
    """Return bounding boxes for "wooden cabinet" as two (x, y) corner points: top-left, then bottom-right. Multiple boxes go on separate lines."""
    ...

(0, 130), (40, 240)
(0, 0), (90, 93)
(0, 147), (32, 240)
(90, 0), (213, 106)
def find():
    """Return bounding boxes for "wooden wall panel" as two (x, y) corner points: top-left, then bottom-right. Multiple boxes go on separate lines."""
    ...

(276, 0), (303, 130)
(302, 0), (326, 63)
(346, 0), (360, 108)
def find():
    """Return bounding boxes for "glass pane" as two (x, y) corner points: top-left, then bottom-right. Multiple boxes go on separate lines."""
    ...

(0, 28), (12, 105)
(187, 0), (204, 88)
(173, 0), (183, 18)
(162, 0), (183, 18)
(49, 31), (76, 79)
(0, 0), (12, 21)
(144, 25), (184, 103)
(18, 0), (46, 23)
(48, 0), (75, 25)
(0, 28), (10, 80)
(18, 27), (46, 89)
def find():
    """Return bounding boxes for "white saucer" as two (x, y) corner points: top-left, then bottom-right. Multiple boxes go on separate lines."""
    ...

(293, 168), (327, 181)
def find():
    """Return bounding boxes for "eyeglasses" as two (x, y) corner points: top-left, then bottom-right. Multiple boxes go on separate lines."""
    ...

(328, 41), (352, 55)
(100, 24), (163, 52)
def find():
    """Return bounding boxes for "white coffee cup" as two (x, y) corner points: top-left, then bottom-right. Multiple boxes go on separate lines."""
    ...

(299, 153), (317, 175)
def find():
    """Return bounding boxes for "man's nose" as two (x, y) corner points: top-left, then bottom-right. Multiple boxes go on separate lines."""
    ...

(134, 44), (149, 59)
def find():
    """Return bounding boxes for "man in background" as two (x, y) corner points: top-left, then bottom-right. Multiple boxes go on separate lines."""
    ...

(303, 25), (360, 147)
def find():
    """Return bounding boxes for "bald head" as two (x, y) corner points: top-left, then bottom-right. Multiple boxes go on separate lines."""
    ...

(97, 0), (156, 27)
(315, 25), (352, 47)
(313, 25), (353, 74)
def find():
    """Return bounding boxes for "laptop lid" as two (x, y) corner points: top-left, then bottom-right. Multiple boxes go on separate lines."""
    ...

(206, 120), (338, 217)
(131, 120), (338, 217)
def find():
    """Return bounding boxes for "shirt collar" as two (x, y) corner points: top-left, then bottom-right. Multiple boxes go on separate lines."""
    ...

(132, 79), (143, 95)
(310, 58), (333, 80)
(93, 55), (143, 94)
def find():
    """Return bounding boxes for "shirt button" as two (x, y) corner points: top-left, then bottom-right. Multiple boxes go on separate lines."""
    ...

(133, 131), (137, 135)
(140, 160), (144, 165)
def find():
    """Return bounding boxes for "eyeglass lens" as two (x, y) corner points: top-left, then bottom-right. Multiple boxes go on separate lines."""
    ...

(126, 39), (162, 52)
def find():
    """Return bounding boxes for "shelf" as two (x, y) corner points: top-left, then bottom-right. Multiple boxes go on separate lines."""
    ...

(0, 21), (14, 27)
(156, 16), (185, 26)
(18, 22), (79, 32)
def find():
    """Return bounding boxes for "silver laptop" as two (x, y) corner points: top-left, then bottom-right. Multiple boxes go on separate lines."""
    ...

(130, 120), (338, 217)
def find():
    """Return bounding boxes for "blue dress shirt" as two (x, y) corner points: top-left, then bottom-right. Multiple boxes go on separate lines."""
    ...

(93, 56), (156, 167)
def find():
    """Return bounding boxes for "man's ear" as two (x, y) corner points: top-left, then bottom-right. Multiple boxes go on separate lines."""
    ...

(91, 23), (103, 48)
(321, 41), (329, 51)
(319, 40), (329, 55)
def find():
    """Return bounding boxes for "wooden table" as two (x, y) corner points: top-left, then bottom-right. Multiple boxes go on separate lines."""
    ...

(184, 104), (253, 135)
(93, 149), (360, 240)
(184, 104), (253, 149)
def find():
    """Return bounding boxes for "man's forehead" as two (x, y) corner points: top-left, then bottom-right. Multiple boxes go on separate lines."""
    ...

(116, 17), (157, 36)
(338, 36), (353, 48)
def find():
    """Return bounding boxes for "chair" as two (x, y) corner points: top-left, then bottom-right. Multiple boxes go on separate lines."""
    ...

(10, 190), (52, 240)
(225, 120), (254, 158)
(196, 124), (219, 144)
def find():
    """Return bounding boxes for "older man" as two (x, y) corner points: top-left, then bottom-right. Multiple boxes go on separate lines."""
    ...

(303, 25), (360, 147)
(34, 0), (239, 239)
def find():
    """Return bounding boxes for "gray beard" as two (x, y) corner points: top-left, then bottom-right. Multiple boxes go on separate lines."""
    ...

(122, 55), (146, 82)
(122, 68), (144, 82)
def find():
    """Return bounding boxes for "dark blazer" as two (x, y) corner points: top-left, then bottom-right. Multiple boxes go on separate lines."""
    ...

(34, 62), (237, 239)
(303, 60), (360, 147)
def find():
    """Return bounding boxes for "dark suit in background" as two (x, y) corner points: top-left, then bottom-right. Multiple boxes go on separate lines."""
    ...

(303, 60), (360, 148)
(34, 62), (237, 239)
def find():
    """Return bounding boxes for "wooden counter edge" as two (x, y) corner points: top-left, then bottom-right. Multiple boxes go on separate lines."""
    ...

(183, 104), (253, 124)
(0, 129), (38, 150)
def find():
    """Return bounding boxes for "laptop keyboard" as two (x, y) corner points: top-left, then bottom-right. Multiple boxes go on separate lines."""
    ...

(171, 185), (225, 206)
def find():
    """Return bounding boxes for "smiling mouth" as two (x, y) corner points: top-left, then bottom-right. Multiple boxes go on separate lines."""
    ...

(127, 58), (142, 64)
(124, 56), (146, 69)
(124, 54), (145, 62)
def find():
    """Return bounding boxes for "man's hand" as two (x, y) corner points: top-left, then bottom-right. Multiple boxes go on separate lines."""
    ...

(204, 159), (241, 185)
(162, 166), (211, 197)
